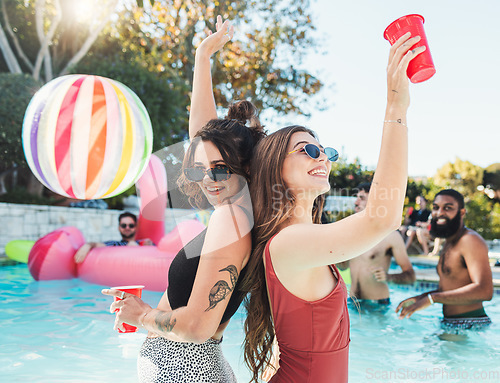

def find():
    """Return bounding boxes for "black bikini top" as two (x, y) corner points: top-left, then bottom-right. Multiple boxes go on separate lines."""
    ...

(167, 228), (248, 325)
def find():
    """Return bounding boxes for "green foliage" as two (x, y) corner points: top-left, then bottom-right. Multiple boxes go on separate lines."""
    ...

(328, 157), (373, 196)
(464, 193), (500, 240)
(329, 157), (500, 239)
(0, 187), (59, 205)
(0, 0), (157, 76)
(434, 157), (484, 198)
(483, 163), (500, 190)
(137, 0), (156, 7)
(405, 178), (433, 204)
(108, 0), (325, 117)
(406, 163), (500, 239)
(104, 185), (137, 210)
(0, 0), (38, 73)
(491, 202), (500, 239)
(0, 73), (42, 171)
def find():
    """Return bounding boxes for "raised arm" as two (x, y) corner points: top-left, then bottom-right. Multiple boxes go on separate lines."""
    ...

(189, 16), (234, 139)
(273, 33), (426, 268)
(102, 204), (251, 343)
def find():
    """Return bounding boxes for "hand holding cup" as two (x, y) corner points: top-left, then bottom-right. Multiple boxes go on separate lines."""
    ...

(384, 14), (435, 83)
(386, 32), (427, 111)
(101, 285), (150, 333)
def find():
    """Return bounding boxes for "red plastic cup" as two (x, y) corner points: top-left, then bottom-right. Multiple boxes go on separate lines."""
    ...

(383, 14), (436, 83)
(111, 285), (145, 333)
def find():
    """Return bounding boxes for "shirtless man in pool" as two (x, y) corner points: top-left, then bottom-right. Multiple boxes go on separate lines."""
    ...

(339, 182), (415, 306)
(396, 189), (493, 328)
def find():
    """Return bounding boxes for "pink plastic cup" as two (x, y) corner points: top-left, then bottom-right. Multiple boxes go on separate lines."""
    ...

(111, 285), (145, 333)
(383, 14), (436, 83)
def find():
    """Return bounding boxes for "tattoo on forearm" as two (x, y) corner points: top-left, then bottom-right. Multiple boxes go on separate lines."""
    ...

(205, 265), (239, 311)
(392, 89), (398, 93)
(154, 311), (176, 333)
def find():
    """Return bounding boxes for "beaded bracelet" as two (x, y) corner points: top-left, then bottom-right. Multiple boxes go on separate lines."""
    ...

(384, 119), (407, 127)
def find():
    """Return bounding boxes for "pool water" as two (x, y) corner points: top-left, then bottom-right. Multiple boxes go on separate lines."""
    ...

(1, 264), (499, 382)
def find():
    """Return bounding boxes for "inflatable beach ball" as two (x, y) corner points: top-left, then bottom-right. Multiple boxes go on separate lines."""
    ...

(22, 75), (153, 199)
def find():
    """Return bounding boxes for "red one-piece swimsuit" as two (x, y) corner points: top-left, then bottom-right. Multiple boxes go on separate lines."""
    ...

(265, 237), (350, 383)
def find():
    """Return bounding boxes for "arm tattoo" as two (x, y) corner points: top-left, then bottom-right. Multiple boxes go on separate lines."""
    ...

(154, 311), (176, 333)
(392, 89), (398, 93)
(220, 265), (238, 289)
(205, 265), (239, 312)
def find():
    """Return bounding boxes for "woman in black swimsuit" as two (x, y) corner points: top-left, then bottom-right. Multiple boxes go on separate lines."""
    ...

(103, 16), (264, 383)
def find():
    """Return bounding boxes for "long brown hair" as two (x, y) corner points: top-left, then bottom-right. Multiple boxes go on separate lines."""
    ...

(241, 125), (325, 382)
(177, 100), (266, 209)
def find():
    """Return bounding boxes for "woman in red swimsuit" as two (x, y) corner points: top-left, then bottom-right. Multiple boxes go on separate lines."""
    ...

(242, 32), (426, 382)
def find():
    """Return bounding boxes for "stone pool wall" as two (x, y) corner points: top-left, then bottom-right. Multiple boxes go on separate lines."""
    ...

(0, 202), (197, 256)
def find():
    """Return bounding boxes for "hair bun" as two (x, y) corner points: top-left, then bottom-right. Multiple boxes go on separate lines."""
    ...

(226, 100), (266, 142)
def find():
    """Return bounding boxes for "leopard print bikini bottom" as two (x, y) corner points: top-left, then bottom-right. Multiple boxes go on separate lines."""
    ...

(137, 336), (237, 383)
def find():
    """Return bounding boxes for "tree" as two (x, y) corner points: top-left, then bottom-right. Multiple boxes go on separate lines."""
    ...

(0, 72), (42, 194)
(2, 0), (324, 115)
(463, 192), (500, 240)
(328, 157), (373, 196)
(0, 0), (159, 198)
(0, 0), (154, 81)
(1, 0), (326, 198)
(105, 0), (325, 116)
(405, 177), (433, 204)
(433, 157), (484, 198)
(484, 163), (500, 185)
(430, 160), (500, 239)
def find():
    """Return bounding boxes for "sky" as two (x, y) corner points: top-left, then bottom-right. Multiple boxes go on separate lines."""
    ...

(265, 0), (500, 177)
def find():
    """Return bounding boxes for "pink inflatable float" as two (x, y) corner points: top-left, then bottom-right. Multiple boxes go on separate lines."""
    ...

(28, 226), (85, 281)
(76, 219), (205, 291)
(28, 154), (206, 291)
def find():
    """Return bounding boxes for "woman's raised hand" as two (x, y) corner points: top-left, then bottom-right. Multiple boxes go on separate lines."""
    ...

(197, 15), (234, 57)
(189, 15), (233, 139)
(386, 32), (426, 111)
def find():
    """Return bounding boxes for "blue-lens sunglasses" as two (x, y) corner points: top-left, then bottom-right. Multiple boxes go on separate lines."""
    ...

(288, 143), (339, 162)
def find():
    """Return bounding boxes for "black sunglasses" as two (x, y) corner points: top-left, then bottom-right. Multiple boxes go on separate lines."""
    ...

(184, 165), (232, 182)
(120, 223), (136, 229)
(288, 143), (339, 162)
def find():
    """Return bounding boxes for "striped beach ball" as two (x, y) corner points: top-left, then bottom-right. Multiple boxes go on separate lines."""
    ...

(22, 75), (153, 199)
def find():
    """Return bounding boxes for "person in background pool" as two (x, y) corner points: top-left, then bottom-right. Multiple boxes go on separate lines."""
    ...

(103, 16), (265, 383)
(401, 195), (432, 254)
(338, 182), (415, 308)
(242, 32), (425, 383)
(396, 189), (493, 329)
(74, 212), (153, 263)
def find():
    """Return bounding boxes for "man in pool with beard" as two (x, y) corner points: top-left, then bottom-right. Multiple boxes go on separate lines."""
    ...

(338, 182), (416, 308)
(396, 189), (493, 329)
(74, 212), (153, 263)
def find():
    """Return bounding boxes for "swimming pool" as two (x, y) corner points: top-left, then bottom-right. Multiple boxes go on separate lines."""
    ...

(1, 264), (499, 382)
